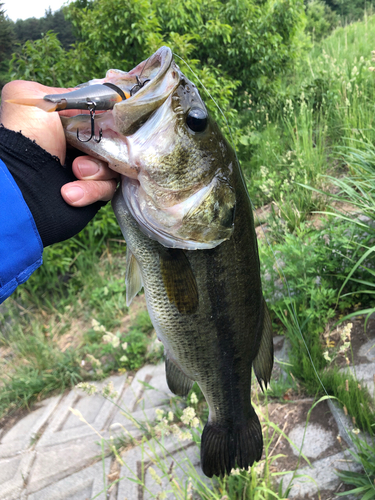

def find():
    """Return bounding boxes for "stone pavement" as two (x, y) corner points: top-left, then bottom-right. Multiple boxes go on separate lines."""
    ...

(0, 323), (374, 500)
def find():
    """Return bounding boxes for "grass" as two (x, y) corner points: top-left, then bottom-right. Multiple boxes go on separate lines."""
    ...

(2, 12), (375, 498)
(337, 433), (375, 500)
(0, 244), (163, 419)
(70, 379), (305, 499)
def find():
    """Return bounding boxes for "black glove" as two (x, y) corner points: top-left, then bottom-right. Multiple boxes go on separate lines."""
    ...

(0, 126), (105, 247)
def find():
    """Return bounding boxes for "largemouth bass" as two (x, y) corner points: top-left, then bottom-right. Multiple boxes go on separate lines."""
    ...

(17, 47), (274, 477)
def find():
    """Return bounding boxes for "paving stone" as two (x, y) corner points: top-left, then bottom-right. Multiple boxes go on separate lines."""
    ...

(0, 396), (61, 458)
(347, 363), (375, 396)
(27, 436), (107, 494)
(273, 336), (291, 382)
(0, 451), (35, 500)
(37, 375), (127, 448)
(109, 406), (167, 441)
(358, 338), (375, 362)
(119, 364), (171, 413)
(280, 450), (363, 499)
(117, 435), (206, 500)
(288, 423), (336, 459)
(27, 457), (111, 500)
(108, 363), (173, 439)
(327, 400), (356, 448)
(1, 355), (372, 500)
(143, 441), (207, 500)
(138, 364), (173, 410)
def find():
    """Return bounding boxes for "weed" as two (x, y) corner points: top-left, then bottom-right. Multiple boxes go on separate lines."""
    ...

(74, 382), (297, 500)
(337, 433), (375, 499)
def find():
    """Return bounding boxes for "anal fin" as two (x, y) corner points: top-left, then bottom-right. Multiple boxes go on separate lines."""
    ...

(253, 298), (274, 391)
(165, 354), (194, 397)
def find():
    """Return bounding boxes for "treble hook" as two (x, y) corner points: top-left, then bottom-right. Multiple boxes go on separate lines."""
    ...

(77, 100), (102, 143)
(130, 75), (151, 96)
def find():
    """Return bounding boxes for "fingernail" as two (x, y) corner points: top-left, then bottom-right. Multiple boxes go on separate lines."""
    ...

(64, 186), (84, 203)
(77, 159), (100, 177)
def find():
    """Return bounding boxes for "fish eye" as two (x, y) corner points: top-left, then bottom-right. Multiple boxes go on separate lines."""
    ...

(186, 107), (208, 133)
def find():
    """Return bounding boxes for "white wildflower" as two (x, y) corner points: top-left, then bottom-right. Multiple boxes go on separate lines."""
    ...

(155, 418), (170, 435)
(76, 382), (98, 395)
(260, 165), (269, 177)
(341, 323), (353, 341)
(181, 407), (196, 426)
(323, 351), (332, 362)
(191, 417), (199, 428)
(85, 354), (101, 368)
(155, 408), (165, 421)
(92, 319), (106, 332)
(102, 381), (118, 399)
(102, 332), (120, 348)
(190, 392), (198, 405)
(179, 430), (192, 441)
(149, 466), (162, 486)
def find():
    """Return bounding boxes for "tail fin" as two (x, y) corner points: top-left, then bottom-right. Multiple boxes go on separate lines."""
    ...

(200, 410), (263, 477)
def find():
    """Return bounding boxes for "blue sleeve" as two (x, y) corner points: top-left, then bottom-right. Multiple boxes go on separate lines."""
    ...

(0, 159), (43, 303)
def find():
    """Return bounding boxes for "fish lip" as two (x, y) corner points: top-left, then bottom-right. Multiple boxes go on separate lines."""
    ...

(126, 46), (174, 95)
(57, 47), (177, 133)
(76, 46), (174, 94)
(111, 47), (180, 135)
(122, 176), (234, 250)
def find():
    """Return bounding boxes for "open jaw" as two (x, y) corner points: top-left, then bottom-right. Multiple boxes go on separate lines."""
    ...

(61, 46), (236, 249)
(78, 46), (180, 136)
(61, 46), (180, 171)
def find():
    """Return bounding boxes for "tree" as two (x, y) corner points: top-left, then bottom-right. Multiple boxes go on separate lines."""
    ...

(0, 3), (15, 87)
(10, 0), (306, 117)
(14, 8), (75, 49)
(305, 0), (338, 41)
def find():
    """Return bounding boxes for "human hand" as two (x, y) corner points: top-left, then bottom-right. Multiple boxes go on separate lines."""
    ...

(0, 80), (120, 247)
(0, 80), (119, 207)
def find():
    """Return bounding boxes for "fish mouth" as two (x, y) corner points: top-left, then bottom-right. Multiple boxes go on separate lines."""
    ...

(122, 176), (236, 250)
(60, 47), (237, 250)
(81, 46), (179, 136)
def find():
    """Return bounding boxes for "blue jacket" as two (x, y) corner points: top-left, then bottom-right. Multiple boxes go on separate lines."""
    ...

(0, 158), (43, 303)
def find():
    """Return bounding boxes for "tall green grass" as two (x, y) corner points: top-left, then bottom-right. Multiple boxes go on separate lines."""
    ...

(238, 14), (375, 220)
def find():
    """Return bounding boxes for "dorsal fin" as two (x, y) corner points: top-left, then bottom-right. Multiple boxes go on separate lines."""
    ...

(160, 248), (199, 314)
(253, 298), (274, 391)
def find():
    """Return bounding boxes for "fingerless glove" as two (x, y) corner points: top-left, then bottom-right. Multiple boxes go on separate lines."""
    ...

(0, 126), (105, 247)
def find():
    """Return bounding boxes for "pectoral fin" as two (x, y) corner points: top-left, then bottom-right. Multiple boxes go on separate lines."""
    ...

(125, 247), (143, 306)
(253, 299), (274, 391)
(165, 354), (194, 397)
(160, 248), (198, 314)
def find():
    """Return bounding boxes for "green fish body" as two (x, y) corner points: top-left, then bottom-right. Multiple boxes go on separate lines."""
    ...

(58, 47), (273, 477)
(113, 159), (273, 477)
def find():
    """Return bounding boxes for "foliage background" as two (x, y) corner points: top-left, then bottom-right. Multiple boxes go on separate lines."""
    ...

(1, 2), (375, 495)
